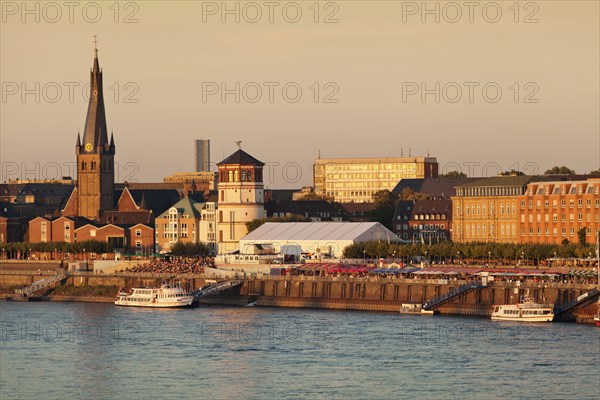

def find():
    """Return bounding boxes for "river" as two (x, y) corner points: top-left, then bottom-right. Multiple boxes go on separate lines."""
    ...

(0, 302), (598, 399)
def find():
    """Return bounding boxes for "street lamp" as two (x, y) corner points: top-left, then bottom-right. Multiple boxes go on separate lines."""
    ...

(521, 251), (525, 266)
(425, 251), (428, 265)
(554, 251), (557, 267)
(457, 251), (460, 265)
(363, 250), (366, 264)
(488, 251), (491, 266)
(29, 248), (32, 260)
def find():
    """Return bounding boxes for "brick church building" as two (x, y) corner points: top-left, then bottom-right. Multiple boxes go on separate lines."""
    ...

(28, 43), (157, 254)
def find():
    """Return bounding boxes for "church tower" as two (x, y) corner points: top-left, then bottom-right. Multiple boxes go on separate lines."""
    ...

(76, 38), (115, 220)
(216, 146), (266, 253)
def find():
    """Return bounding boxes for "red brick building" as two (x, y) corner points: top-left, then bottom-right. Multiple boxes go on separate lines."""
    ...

(393, 199), (452, 242)
(518, 177), (600, 244)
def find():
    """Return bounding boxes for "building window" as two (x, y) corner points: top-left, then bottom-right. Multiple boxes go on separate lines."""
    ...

(135, 229), (141, 236)
(136, 240), (142, 248)
(90, 229), (96, 237)
(569, 227), (574, 236)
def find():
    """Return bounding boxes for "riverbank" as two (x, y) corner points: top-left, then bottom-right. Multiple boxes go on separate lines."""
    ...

(2, 270), (598, 323)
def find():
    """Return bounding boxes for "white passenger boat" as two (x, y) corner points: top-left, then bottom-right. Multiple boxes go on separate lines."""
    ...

(115, 283), (194, 308)
(491, 297), (554, 322)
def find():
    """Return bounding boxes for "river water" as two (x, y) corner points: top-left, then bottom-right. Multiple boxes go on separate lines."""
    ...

(0, 302), (598, 400)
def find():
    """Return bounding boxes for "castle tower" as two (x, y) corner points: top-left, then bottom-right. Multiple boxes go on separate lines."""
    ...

(76, 38), (115, 220)
(216, 147), (266, 252)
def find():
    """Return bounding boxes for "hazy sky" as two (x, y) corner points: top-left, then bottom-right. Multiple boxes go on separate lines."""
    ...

(1, 1), (599, 188)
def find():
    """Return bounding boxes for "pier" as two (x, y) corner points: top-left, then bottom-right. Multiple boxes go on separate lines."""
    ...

(1, 268), (598, 323)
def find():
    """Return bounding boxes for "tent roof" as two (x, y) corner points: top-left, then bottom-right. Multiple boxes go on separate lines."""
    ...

(241, 222), (399, 242)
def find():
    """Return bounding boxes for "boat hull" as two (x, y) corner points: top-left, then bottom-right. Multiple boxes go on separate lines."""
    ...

(491, 315), (554, 322)
(115, 297), (194, 308)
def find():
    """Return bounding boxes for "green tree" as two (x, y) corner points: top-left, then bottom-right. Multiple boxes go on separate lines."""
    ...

(545, 166), (576, 175)
(439, 170), (467, 178)
(588, 169), (600, 177)
(368, 190), (398, 229)
(577, 227), (587, 246)
(500, 170), (525, 176)
(399, 187), (431, 201)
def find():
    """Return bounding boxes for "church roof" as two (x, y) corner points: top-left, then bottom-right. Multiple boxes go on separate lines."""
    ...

(80, 43), (111, 155)
(217, 149), (264, 166)
(113, 188), (181, 217)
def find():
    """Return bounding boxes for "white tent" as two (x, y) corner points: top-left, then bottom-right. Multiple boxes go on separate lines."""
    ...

(239, 222), (399, 258)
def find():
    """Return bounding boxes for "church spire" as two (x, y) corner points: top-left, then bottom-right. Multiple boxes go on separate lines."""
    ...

(81, 35), (109, 155)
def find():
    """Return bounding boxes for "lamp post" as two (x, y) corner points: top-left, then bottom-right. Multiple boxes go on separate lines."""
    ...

(425, 251), (428, 266)
(83, 248), (86, 261)
(363, 250), (366, 264)
(457, 251), (460, 265)
(521, 251), (525, 267)
(488, 251), (491, 266)
(554, 251), (557, 268)
(29, 248), (32, 260)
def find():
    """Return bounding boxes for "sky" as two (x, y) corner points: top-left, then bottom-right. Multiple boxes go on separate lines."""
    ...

(1, 1), (599, 188)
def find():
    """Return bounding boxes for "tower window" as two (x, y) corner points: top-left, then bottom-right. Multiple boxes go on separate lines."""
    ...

(91, 161), (96, 170)
(81, 161), (87, 170)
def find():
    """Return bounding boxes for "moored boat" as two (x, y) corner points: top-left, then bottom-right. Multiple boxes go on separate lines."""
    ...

(115, 282), (194, 308)
(491, 296), (554, 322)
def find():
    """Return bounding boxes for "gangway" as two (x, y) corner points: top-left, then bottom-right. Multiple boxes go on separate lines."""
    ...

(15, 270), (70, 297)
(193, 280), (243, 299)
(423, 280), (484, 310)
(554, 288), (599, 317)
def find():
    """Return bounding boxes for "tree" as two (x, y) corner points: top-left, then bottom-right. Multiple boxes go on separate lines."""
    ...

(368, 190), (398, 229)
(545, 166), (576, 175)
(588, 169), (600, 177)
(296, 192), (333, 201)
(439, 171), (467, 178)
(399, 187), (430, 201)
(500, 170), (525, 176)
(577, 227), (587, 246)
(170, 241), (210, 257)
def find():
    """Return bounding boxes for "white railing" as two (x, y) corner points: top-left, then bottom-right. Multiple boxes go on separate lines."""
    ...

(15, 270), (70, 296)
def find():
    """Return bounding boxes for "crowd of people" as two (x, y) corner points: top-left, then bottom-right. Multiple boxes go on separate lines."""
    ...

(124, 257), (214, 274)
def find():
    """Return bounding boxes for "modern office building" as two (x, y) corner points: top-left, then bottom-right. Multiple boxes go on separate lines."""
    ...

(313, 156), (438, 203)
(195, 139), (211, 172)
